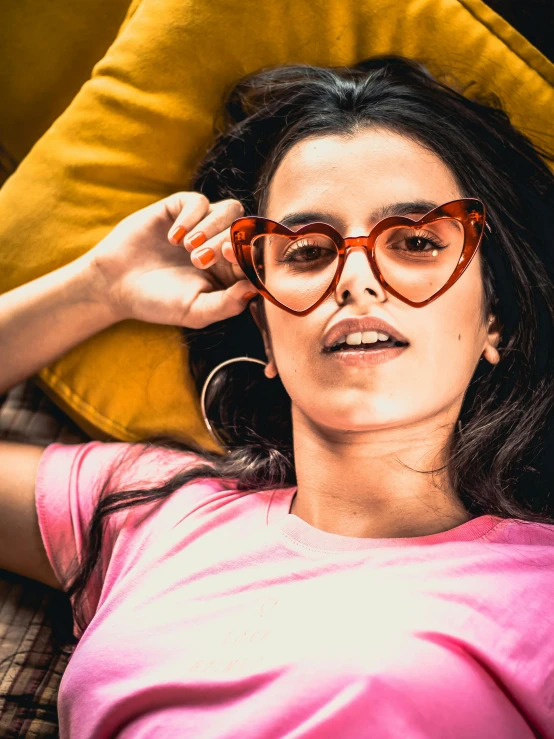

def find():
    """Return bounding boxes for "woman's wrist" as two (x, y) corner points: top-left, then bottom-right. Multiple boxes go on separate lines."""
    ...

(72, 251), (126, 323)
(0, 254), (121, 395)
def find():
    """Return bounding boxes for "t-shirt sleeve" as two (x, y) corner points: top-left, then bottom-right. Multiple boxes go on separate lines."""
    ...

(35, 440), (203, 633)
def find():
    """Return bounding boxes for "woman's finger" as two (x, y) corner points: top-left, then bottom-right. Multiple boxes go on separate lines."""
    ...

(221, 241), (239, 265)
(212, 240), (246, 283)
(182, 199), (244, 252)
(191, 230), (249, 285)
(189, 227), (232, 269)
(191, 230), (249, 284)
(221, 241), (247, 282)
(166, 193), (211, 245)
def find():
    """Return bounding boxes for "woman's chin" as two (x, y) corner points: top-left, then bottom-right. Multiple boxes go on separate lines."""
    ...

(308, 409), (415, 435)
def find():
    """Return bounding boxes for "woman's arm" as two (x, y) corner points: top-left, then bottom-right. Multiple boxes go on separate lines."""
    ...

(0, 255), (114, 587)
(0, 441), (60, 588)
(0, 192), (253, 587)
(0, 192), (253, 397)
(0, 255), (117, 396)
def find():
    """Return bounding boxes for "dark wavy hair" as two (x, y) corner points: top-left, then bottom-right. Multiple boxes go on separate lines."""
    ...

(64, 56), (554, 636)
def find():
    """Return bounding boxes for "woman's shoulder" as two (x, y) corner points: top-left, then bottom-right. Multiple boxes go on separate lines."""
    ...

(484, 518), (554, 576)
(99, 440), (212, 486)
(492, 517), (554, 547)
(45, 439), (233, 536)
(49, 438), (216, 487)
(39, 439), (222, 518)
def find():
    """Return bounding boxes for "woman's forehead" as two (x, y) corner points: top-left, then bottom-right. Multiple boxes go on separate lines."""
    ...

(264, 129), (461, 227)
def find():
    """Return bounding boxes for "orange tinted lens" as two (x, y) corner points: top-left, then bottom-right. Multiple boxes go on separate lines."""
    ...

(374, 218), (465, 303)
(251, 231), (338, 311)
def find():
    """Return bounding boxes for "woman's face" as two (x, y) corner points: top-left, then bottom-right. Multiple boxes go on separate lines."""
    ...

(250, 128), (498, 434)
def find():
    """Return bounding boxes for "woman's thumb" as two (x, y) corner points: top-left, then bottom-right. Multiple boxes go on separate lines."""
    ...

(188, 281), (259, 328)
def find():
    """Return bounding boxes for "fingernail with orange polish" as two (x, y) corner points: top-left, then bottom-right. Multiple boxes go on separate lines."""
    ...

(187, 231), (207, 249)
(196, 247), (215, 266)
(169, 225), (187, 242)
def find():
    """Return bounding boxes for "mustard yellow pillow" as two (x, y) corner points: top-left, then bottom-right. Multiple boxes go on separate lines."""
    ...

(0, 0), (134, 169)
(0, 0), (552, 452)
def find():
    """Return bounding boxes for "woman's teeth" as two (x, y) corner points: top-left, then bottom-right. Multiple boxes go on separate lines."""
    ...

(333, 331), (389, 348)
(327, 331), (408, 352)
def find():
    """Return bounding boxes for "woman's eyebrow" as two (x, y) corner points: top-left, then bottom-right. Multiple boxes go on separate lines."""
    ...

(372, 200), (440, 220)
(278, 201), (440, 230)
(279, 212), (338, 229)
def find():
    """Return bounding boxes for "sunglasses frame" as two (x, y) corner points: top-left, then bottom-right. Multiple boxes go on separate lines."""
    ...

(230, 198), (487, 314)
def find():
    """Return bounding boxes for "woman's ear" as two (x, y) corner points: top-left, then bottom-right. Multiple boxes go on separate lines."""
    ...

(482, 314), (501, 365)
(249, 299), (279, 379)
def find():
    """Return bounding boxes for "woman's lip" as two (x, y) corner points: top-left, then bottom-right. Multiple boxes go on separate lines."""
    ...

(321, 345), (408, 365)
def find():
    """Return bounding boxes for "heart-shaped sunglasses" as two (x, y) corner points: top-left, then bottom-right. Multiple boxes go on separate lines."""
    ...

(230, 198), (487, 314)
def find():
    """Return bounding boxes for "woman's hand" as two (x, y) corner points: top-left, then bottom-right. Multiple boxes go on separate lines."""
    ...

(86, 192), (259, 329)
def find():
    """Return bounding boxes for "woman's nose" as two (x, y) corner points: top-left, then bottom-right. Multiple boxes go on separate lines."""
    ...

(334, 245), (387, 303)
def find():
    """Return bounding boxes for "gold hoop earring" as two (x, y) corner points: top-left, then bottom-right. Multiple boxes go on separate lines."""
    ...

(201, 356), (271, 451)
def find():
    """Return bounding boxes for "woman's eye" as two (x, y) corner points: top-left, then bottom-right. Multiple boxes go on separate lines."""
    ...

(388, 231), (447, 254)
(282, 240), (334, 262)
(293, 244), (321, 258)
(406, 236), (436, 251)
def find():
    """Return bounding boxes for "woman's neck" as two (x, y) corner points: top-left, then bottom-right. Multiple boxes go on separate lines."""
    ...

(290, 407), (471, 539)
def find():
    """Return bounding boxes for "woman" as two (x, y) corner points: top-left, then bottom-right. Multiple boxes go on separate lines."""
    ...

(1, 56), (553, 737)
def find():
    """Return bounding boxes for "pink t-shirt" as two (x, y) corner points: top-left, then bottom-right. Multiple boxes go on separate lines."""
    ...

(36, 440), (554, 738)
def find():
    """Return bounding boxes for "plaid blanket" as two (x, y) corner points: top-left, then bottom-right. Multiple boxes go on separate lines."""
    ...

(0, 379), (89, 737)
